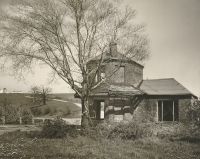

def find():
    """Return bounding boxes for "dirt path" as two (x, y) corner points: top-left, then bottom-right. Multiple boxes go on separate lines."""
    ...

(25, 96), (82, 108)
(51, 99), (82, 108)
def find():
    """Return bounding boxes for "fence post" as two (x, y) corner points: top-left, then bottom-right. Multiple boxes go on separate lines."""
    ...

(32, 117), (35, 125)
(2, 116), (5, 125)
(19, 117), (22, 125)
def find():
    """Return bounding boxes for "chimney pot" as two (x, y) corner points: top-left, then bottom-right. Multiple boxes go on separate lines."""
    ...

(109, 42), (117, 56)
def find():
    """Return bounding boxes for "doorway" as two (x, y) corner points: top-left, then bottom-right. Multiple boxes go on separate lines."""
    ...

(95, 100), (105, 120)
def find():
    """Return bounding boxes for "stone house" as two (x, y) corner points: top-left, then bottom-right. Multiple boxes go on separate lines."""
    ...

(86, 42), (197, 123)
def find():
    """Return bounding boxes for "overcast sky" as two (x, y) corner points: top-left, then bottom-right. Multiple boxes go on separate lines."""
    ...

(0, 0), (200, 96)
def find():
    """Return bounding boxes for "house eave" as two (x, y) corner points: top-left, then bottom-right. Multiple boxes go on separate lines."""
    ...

(144, 94), (197, 99)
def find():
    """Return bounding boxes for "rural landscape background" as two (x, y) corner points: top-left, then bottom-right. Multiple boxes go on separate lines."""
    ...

(0, 91), (199, 158)
(0, 0), (200, 158)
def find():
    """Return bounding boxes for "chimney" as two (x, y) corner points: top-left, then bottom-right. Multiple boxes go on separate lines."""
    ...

(109, 42), (118, 57)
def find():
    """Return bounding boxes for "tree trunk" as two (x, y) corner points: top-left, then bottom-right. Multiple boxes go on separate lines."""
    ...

(43, 94), (46, 105)
(81, 99), (90, 128)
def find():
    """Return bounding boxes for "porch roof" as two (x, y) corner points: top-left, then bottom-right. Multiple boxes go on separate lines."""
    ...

(90, 82), (144, 96)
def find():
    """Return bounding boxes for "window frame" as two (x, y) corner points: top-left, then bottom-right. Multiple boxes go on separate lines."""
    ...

(96, 66), (106, 82)
(100, 72), (106, 80)
(157, 100), (179, 122)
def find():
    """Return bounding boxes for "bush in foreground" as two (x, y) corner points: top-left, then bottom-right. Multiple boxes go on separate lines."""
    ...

(108, 121), (153, 140)
(39, 118), (153, 140)
(80, 121), (153, 141)
(40, 118), (71, 138)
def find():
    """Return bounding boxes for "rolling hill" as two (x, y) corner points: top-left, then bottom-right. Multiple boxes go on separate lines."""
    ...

(0, 93), (81, 118)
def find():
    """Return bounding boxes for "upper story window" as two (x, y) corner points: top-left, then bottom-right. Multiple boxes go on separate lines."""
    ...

(95, 67), (105, 83)
(115, 66), (125, 83)
(100, 72), (105, 80)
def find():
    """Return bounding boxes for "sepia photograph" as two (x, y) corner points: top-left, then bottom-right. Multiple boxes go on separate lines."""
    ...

(0, 0), (199, 158)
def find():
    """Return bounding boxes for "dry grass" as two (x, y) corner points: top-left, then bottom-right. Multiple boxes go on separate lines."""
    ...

(0, 130), (199, 159)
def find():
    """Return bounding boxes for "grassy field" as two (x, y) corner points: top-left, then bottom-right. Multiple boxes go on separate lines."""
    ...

(36, 100), (81, 118)
(0, 130), (199, 159)
(0, 93), (81, 118)
(0, 93), (32, 105)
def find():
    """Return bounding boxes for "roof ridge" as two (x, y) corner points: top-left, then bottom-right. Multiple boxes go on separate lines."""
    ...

(143, 78), (175, 81)
(88, 52), (144, 67)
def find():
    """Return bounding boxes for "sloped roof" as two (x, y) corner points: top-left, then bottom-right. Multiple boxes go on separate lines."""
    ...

(140, 78), (195, 96)
(89, 52), (127, 61)
(91, 82), (143, 96)
(87, 78), (197, 98)
(88, 52), (144, 68)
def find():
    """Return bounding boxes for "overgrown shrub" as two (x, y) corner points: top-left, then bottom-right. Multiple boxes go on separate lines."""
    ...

(79, 122), (111, 140)
(80, 121), (152, 140)
(40, 118), (67, 138)
(31, 108), (42, 116)
(21, 107), (33, 124)
(188, 99), (200, 127)
(40, 117), (79, 138)
(3, 104), (19, 124)
(0, 102), (33, 124)
(108, 121), (152, 140)
(43, 107), (51, 115)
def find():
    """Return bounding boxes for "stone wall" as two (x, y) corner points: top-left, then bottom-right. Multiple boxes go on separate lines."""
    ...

(87, 59), (143, 87)
(133, 99), (157, 122)
(89, 96), (193, 124)
(133, 98), (192, 123)
(105, 98), (132, 122)
(106, 61), (143, 86)
(179, 99), (192, 122)
(89, 96), (133, 122)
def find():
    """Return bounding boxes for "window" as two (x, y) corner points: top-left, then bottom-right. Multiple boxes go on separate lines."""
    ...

(115, 66), (125, 83)
(100, 67), (105, 81)
(100, 72), (105, 80)
(95, 67), (105, 83)
(158, 100), (179, 121)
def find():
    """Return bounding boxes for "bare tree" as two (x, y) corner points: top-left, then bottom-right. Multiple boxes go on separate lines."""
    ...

(30, 86), (52, 105)
(40, 86), (52, 105)
(0, 0), (149, 127)
(30, 86), (40, 104)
